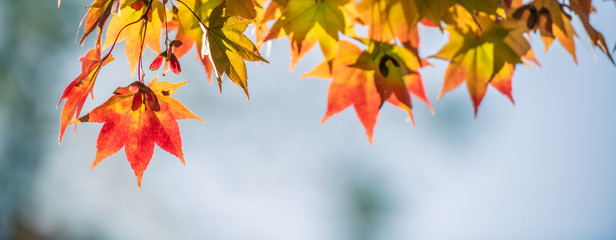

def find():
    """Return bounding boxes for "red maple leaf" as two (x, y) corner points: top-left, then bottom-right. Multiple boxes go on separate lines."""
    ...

(73, 78), (204, 187)
(58, 47), (114, 143)
(304, 40), (432, 143)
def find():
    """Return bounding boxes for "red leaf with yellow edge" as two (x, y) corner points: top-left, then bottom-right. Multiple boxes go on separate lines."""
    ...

(103, 0), (168, 77)
(303, 41), (380, 143)
(304, 40), (431, 143)
(490, 63), (516, 104)
(434, 16), (529, 116)
(351, 39), (433, 123)
(73, 78), (204, 188)
(58, 47), (114, 143)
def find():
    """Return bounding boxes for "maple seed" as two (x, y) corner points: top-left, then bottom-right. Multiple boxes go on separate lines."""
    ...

(132, 93), (144, 111)
(169, 54), (181, 74)
(149, 55), (164, 70)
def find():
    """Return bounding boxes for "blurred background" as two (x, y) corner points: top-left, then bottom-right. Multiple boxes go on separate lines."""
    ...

(1, 1), (616, 239)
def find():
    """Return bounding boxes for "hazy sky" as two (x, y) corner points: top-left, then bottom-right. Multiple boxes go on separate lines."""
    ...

(18, 1), (616, 239)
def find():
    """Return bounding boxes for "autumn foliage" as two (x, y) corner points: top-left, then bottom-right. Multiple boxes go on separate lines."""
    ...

(57, 0), (614, 186)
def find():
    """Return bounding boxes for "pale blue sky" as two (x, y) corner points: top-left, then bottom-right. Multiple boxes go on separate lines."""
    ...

(9, 1), (616, 239)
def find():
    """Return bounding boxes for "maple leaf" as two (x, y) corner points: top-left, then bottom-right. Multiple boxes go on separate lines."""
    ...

(253, 0), (282, 51)
(265, 0), (356, 70)
(103, 0), (168, 77)
(201, 4), (269, 97)
(73, 78), (204, 187)
(303, 40), (380, 142)
(434, 15), (530, 115)
(510, 0), (578, 63)
(227, 0), (258, 19)
(78, 0), (118, 45)
(355, 0), (418, 53)
(568, 0), (615, 64)
(304, 40), (432, 142)
(350, 39), (432, 124)
(58, 47), (114, 143)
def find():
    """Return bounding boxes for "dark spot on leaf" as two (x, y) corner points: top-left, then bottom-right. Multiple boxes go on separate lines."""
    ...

(512, 5), (529, 19)
(538, 8), (552, 34)
(162, 90), (170, 96)
(378, 55), (399, 77)
(526, 6), (538, 29)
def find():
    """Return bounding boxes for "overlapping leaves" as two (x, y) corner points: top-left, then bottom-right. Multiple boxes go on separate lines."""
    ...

(57, 0), (615, 186)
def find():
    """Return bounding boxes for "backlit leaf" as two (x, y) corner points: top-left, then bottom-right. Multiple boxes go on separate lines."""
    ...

(58, 47), (114, 143)
(73, 78), (204, 187)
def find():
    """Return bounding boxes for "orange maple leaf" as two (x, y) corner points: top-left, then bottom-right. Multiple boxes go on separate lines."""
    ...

(73, 78), (204, 187)
(303, 41), (380, 142)
(304, 40), (431, 143)
(58, 47), (114, 143)
(350, 40), (433, 123)
(77, 0), (120, 45)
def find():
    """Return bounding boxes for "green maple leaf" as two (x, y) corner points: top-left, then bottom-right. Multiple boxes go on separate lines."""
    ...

(202, 4), (269, 98)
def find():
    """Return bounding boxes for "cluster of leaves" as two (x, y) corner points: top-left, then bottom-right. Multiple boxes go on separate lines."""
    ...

(58, 0), (613, 187)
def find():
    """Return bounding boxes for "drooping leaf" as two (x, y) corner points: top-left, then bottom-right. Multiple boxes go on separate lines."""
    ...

(58, 47), (114, 143)
(511, 0), (578, 63)
(303, 40), (380, 142)
(356, 0), (418, 47)
(434, 15), (529, 115)
(78, 0), (118, 44)
(304, 40), (432, 142)
(73, 78), (204, 187)
(254, 0), (282, 51)
(265, 0), (356, 70)
(203, 4), (269, 97)
(351, 39), (432, 124)
(168, 0), (219, 84)
(568, 0), (614, 64)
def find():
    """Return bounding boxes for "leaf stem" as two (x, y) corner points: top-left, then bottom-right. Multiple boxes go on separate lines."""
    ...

(101, 18), (142, 62)
(174, 0), (209, 30)
(138, 20), (148, 83)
